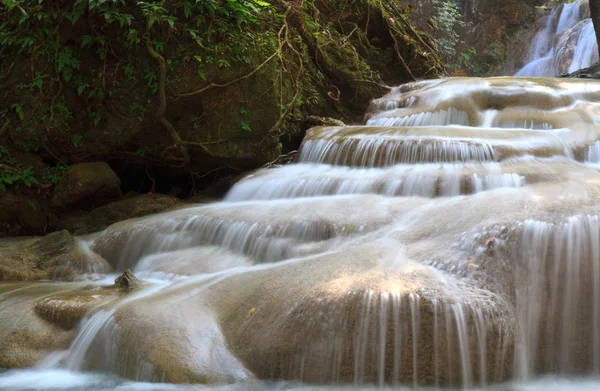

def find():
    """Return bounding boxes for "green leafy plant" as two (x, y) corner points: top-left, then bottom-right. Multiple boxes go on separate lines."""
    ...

(433, 0), (462, 59)
(44, 164), (69, 185)
(11, 103), (23, 121)
(0, 165), (38, 191)
(57, 48), (81, 82)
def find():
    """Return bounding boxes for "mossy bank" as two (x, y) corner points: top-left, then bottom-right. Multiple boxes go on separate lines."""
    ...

(0, 0), (445, 236)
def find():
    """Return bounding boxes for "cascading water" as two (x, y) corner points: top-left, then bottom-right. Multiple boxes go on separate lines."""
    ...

(516, 0), (599, 77)
(5, 77), (600, 390)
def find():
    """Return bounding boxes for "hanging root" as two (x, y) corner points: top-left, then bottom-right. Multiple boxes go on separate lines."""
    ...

(269, 8), (304, 134)
(145, 34), (190, 167)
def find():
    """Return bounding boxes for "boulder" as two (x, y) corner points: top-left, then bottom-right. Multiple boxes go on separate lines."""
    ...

(0, 283), (75, 367)
(51, 162), (121, 210)
(57, 194), (179, 235)
(0, 230), (110, 281)
(114, 269), (137, 292)
(0, 191), (48, 237)
(34, 285), (119, 330)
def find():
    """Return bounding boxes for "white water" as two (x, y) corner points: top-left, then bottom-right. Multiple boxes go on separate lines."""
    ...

(516, 1), (599, 77)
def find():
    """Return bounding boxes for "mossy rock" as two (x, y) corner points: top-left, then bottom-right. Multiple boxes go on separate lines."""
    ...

(51, 162), (121, 210)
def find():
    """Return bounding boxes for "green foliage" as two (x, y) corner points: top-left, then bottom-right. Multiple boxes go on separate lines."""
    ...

(44, 164), (69, 184)
(0, 145), (39, 191)
(71, 134), (84, 147)
(91, 110), (101, 127)
(240, 107), (251, 132)
(0, 166), (38, 191)
(0, 0), (273, 143)
(433, 0), (462, 59)
(57, 48), (81, 82)
(18, 72), (48, 91)
(447, 47), (484, 76)
(11, 103), (23, 121)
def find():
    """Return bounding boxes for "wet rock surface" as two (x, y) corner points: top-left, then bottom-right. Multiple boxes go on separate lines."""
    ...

(0, 230), (110, 281)
(114, 269), (137, 292)
(0, 283), (76, 368)
(34, 285), (118, 330)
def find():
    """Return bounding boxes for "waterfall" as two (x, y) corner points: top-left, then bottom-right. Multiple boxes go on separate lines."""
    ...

(516, 0), (599, 77)
(7, 77), (600, 389)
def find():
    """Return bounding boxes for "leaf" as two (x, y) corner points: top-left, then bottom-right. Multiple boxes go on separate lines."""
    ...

(81, 35), (94, 48)
(32, 78), (43, 91)
(241, 121), (251, 132)
(77, 85), (86, 95)
(0, 183), (5, 192)
(63, 68), (72, 82)
(197, 69), (206, 80)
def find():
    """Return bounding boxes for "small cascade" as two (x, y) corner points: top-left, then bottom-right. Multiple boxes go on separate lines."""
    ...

(516, 216), (600, 378)
(569, 20), (600, 72)
(345, 290), (509, 388)
(516, 0), (599, 77)
(586, 140), (600, 162)
(298, 135), (497, 166)
(91, 203), (375, 270)
(226, 162), (526, 201)
(366, 108), (470, 127)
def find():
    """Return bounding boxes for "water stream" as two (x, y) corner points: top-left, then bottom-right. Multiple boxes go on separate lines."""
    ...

(516, 0), (599, 76)
(4, 77), (600, 390)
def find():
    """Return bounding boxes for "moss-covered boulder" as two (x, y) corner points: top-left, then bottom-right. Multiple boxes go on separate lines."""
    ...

(51, 162), (121, 210)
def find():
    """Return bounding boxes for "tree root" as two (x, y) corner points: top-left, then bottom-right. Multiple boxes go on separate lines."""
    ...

(145, 35), (190, 167)
(177, 50), (281, 99)
(0, 120), (9, 136)
(269, 10), (304, 135)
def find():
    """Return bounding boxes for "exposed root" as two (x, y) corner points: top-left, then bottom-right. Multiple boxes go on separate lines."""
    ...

(145, 34), (190, 167)
(269, 11), (304, 135)
(1, 58), (16, 80)
(177, 50), (281, 99)
(352, 79), (392, 92)
(0, 120), (9, 136)
(381, 4), (416, 81)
